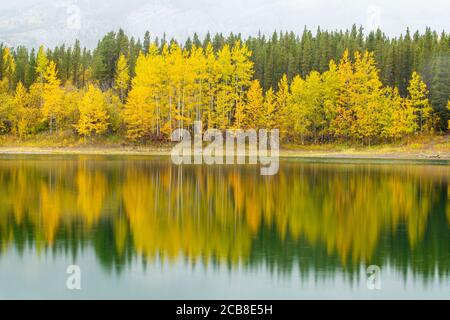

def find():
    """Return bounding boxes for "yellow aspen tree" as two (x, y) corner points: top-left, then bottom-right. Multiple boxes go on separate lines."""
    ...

(0, 51), (12, 131)
(331, 49), (354, 141)
(42, 61), (64, 134)
(36, 46), (49, 107)
(320, 61), (340, 141)
(216, 45), (234, 129)
(115, 54), (130, 102)
(352, 51), (384, 145)
(379, 87), (396, 140)
(182, 46), (199, 131)
(407, 72), (433, 133)
(168, 43), (189, 134)
(391, 96), (418, 143)
(189, 45), (207, 125)
(76, 85), (109, 140)
(164, 43), (178, 133)
(27, 82), (45, 130)
(13, 81), (42, 138)
(0, 88), (13, 133)
(12, 82), (29, 138)
(63, 82), (82, 129)
(159, 44), (172, 137)
(231, 41), (254, 123)
(103, 89), (124, 134)
(205, 43), (219, 129)
(380, 87), (415, 141)
(0, 77), (7, 94)
(447, 100), (450, 130)
(123, 51), (157, 140)
(307, 71), (327, 144)
(237, 79), (263, 129)
(2, 48), (16, 92)
(275, 74), (290, 137)
(123, 86), (153, 141)
(36, 46), (49, 82)
(263, 88), (277, 129)
(288, 75), (312, 144)
(180, 47), (192, 133)
(150, 49), (167, 138)
(400, 93), (417, 138)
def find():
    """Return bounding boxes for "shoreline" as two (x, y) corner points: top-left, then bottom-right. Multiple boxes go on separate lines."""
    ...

(0, 146), (448, 161)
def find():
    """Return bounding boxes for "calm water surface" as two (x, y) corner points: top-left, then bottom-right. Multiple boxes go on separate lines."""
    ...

(0, 155), (448, 299)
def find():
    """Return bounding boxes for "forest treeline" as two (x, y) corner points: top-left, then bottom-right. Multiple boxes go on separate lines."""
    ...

(0, 26), (449, 145)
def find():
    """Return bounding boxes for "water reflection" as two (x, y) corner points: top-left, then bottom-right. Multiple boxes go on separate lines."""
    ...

(0, 156), (448, 284)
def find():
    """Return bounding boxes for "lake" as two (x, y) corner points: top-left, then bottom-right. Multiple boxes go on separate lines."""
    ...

(0, 155), (448, 299)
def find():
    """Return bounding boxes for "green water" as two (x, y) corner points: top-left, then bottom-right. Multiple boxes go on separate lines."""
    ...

(0, 155), (448, 299)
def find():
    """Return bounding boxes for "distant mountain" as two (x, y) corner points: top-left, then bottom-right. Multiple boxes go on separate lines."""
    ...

(0, 0), (449, 49)
(0, 0), (150, 48)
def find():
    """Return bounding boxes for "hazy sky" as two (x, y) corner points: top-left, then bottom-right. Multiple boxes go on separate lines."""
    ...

(0, 0), (449, 48)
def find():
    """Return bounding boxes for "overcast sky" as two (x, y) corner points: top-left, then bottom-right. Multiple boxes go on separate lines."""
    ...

(0, 0), (449, 48)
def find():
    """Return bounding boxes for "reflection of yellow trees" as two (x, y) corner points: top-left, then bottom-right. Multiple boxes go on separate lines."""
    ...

(0, 159), (105, 245)
(448, 185), (450, 224)
(39, 183), (64, 245)
(76, 165), (107, 227)
(122, 167), (252, 264)
(0, 158), (448, 267)
(120, 163), (447, 266)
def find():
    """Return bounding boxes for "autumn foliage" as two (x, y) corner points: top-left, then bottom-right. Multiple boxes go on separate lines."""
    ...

(0, 41), (445, 145)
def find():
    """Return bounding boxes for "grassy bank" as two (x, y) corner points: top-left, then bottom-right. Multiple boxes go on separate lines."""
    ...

(0, 133), (448, 160)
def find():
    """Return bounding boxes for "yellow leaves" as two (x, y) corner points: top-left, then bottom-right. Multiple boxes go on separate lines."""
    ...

(408, 72), (429, 101)
(382, 87), (417, 139)
(263, 88), (277, 129)
(2, 47), (15, 70)
(408, 71), (433, 133)
(123, 83), (155, 141)
(103, 89), (124, 132)
(39, 183), (61, 245)
(2, 47), (15, 91)
(115, 54), (130, 101)
(0, 90), (13, 134)
(0, 41), (438, 145)
(447, 100), (450, 130)
(12, 82), (35, 138)
(288, 76), (306, 128)
(161, 121), (173, 138)
(237, 80), (264, 129)
(0, 78), (8, 94)
(42, 61), (64, 130)
(35, 45), (49, 77)
(44, 61), (61, 87)
(344, 51), (384, 142)
(13, 82), (27, 106)
(76, 166), (107, 227)
(286, 49), (429, 144)
(231, 41), (254, 89)
(123, 41), (255, 139)
(76, 84), (110, 138)
(275, 74), (290, 130)
(217, 44), (233, 80)
(2, 47), (16, 79)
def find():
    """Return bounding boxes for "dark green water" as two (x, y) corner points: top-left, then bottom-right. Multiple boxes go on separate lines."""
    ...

(0, 155), (448, 299)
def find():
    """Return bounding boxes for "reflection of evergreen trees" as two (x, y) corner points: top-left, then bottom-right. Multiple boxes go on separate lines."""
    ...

(375, 186), (450, 280)
(91, 217), (135, 274)
(248, 185), (449, 281)
(0, 156), (448, 282)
